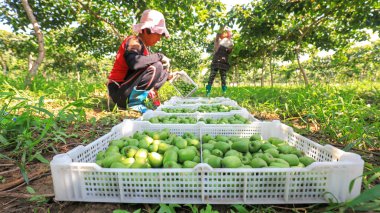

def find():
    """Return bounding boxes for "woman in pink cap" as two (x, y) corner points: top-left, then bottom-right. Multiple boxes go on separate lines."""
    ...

(206, 26), (233, 96)
(107, 9), (171, 113)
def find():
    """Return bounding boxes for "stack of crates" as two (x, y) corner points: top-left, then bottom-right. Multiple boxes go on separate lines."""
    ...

(50, 96), (364, 204)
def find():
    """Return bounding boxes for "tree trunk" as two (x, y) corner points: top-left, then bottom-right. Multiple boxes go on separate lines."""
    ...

(22, 0), (45, 87)
(0, 54), (7, 75)
(269, 51), (273, 87)
(295, 45), (309, 86)
(261, 56), (266, 87)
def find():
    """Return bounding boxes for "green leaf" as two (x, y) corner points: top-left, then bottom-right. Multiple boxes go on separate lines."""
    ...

(158, 204), (173, 213)
(33, 152), (50, 164)
(133, 209), (141, 213)
(231, 204), (249, 213)
(184, 204), (199, 213)
(26, 186), (36, 194)
(346, 185), (380, 208)
(0, 134), (9, 145)
(113, 210), (129, 213)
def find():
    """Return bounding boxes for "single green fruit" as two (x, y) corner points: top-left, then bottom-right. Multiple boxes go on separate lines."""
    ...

(134, 149), (148, 160)
(231, 140), (250, 153)
(214, 142), (231, 154)
(252, 153), (264, 158)
(264, 148), (280, 158)
(273, 158), (290, 167)
(193, 155), (201, 163)
(148, 152), (163, 168)
(279, 154), (299, 166)
(249, 134), (262, 141)
(211, 149), (224, 158)
(241, 156), (251, 165)
(269, 162), (290, 168)
(268, 137), (286, 146)
(174, 137), (187, 149)
(222, 156), (242, 168)
(215, 135), (229, 142)
(102, 154), (122, 168)
(158, 143), (173, 154)
(163, 161), (182, 168)
(163, 149), (178, 164)
(224, 150), (242, 158)
(178, 149), (196, 163)
(110, 161), (129, 168)
(201, 134), (213, 143)
(249, 140), (262, 153)
(260, 143), (276, 151)
(105, 145), (119, 155)
(250, 158), (268, 168)
(260, 153), (274, 164)
(202, 143), (214, 151)
(120, 157), (135, 167)
(205, 155), (222, 168)
(159, 131), (169, 140)
(202, 149), (212, 159)
(183, 161), (198, 168)
(126, 139), (140, 147)
(110, 139), (125, 149)
(299, 156), (315, 166)
(121, 146), (139, 158)
(96, 151), (105, 160)
(240, 165), (252, 168)
(187, 138), (200, 148)
(278, 145), (294, 154)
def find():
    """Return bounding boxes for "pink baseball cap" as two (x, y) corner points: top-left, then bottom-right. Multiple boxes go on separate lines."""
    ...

(133, 9), (170, 38)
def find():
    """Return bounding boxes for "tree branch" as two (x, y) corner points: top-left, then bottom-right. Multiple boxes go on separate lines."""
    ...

(75, 0), (124, 42)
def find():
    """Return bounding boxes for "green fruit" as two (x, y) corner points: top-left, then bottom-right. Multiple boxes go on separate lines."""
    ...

(252, 153), (264, 158)
(211, 149), (224, 158)
(163, 149), (178, 164)
(292, 162), (305, 168)
(148, 152), (163, 168)
(221, 156), (242, 168)
(299, 156), (315, 166)
(202, 149), (212, 159)
(202, 143), (214, 151)
(178, 149), (196, 163)
(159, 131), (169, 140)
(148, 144), (159, 152)
(260, 143), (276, 151)
(174, 137), (187, 149)
(215, 135), (229, 142)
(278, 145), (294, 154)
(279, 154), (299, 166)
(249, 140), (262, 153)
(110, 139), (125, 149)
(105, 145), (119, 155)
(272, 158), (290, 167)
(264, 148), (280, 158)
(96, 151), (105, 160)
(250, 158), (268, 168)
(249, 134), (262, 141)
(134, 149), (148, 160)
(241, 156), (251, 165)
(240, 165), (252, 168)
(260, 153), (274, 164)
(126, 139), (140, 147)
(229, 136), (241, 142)
(102, 154), (122, 168)
(96, 159), (103, 167)
(268, 137), (286, 146)
(110, 161), (130, 168)
(205, 155), (222, 168)
(163, 161), (182, 168)
(121, 146), (139, 158)
(187, 138), (200, 148)
(158, 143), (173, 154)
(152, 132), (161, 140)
(202, 134), (213, 143)
(193, 155), (201, 163)
(290, 149), (303, 157)
(214, 142), (231, 154)
(224, 150), (242, 158)
(120, 157), (135, 167)
(183, 161), (198, 168)
(231, 140), (250, 153)
(139, 138), (152, 149)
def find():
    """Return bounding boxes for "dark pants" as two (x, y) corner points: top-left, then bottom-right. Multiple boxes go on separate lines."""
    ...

(108, 62), (168, 108)
(208, 68), (227, 87)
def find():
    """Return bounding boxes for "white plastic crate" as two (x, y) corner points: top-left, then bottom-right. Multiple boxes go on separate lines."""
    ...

(169, 71), (198, 97)
(164, 96), (235, 105)
(51, 120), (363, 204)
(139, 108), (259, 122)
(156, 103), (244, 113)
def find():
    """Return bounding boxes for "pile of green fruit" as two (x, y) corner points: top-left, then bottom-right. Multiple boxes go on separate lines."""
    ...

(148, 114), (251, 124)
(95, 129), (201, 169)
(148, 115), (197, 124)
(161, 104), (239, 113)
(197, 105), (240, 112)
(198, 114), (251, 124)
(172, 77), (196, 97)
(201, 134), (316, 168)
(161, 108), (196, 113)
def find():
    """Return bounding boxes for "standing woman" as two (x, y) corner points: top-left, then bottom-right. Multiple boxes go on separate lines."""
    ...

(107, 9), (171, 113)
(206, 27), (233, 96)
